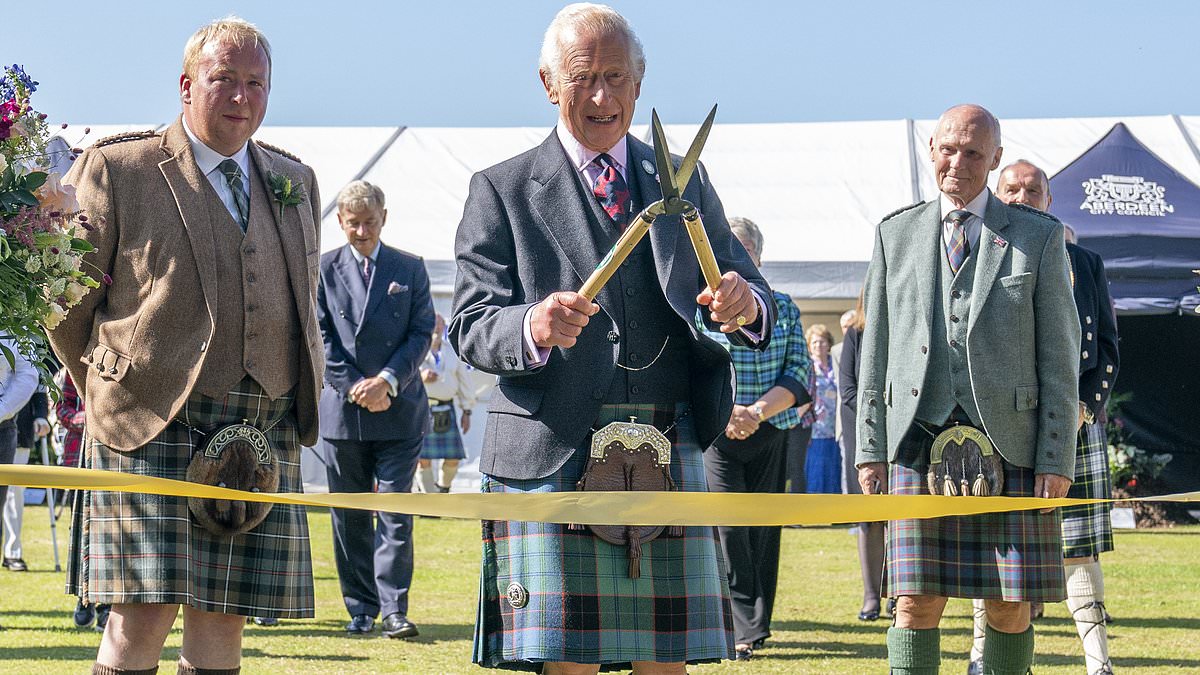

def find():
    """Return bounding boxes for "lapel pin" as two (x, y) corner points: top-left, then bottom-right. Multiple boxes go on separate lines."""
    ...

(992, 235), (1008, 249)
(641, 159), (655, 175)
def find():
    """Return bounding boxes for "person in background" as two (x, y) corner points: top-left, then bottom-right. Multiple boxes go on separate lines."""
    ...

(804, 324), (840, 493)
(968, 160), (1119, 675)
(2, 386), (49, 572)
(838, 291), (888, 621)
(0, 334), (38, 631)
(701, 217), (812, 661)
(416, 313), (479, 494)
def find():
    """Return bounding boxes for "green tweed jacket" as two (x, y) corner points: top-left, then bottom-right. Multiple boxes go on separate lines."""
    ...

(855, 194), (1079, 478)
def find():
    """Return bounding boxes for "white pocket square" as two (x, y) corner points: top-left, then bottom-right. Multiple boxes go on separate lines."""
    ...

(388, 282), (408, 295)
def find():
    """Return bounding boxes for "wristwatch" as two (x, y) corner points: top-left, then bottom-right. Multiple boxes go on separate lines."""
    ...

(751, 402), (767, 422)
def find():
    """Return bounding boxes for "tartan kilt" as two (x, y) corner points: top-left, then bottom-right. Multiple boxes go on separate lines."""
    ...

(474, 403), (734, 671)
(420, 404), (467, 460)
(66, 377), (314, 617)
(885, 427), (1066, 603)
(1061, 421), (1114, 558)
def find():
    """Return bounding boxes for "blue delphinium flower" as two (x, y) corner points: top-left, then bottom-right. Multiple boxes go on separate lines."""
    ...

(0, 64), (38, 102)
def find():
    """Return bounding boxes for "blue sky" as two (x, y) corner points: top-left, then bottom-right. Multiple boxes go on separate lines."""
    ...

(8, 0), (1200, 128)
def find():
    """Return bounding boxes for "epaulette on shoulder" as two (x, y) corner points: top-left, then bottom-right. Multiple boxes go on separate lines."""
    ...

(1008, 202), (1062, 223)
(880, 201), (925, 222)
(255, 140), (301, 164)
(93, 129), (159, 148)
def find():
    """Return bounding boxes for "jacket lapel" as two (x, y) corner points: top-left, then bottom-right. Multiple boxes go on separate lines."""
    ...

(249, 142), (313, 326)
(906, 201), (941, 331)
(360, 246), (398, 331)
(628, 137), (685, 307)
(332, 245), (367, 321)
(968, 194), (1012, 333)
(157, 120), (219, 320)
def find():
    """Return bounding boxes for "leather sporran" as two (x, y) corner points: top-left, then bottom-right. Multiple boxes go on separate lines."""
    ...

(430, 401), (454, 434)
(185, 422), (279, 536)
(573, 417), (682, 578)
(926, 424), (1004, 497)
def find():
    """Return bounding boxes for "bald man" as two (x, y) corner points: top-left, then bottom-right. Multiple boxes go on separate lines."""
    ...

(856, 105), (1079, 675)
(966, 161), (1118, 675)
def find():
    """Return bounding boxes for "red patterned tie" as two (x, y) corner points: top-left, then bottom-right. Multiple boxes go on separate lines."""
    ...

(591, 153), (631, 231)
(361, 256), (372, 286)
(945, 209), (971, 274)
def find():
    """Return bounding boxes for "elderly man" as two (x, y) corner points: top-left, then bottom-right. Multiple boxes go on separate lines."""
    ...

(968, 160), (1119, 675)
(450, 4), (772, 672)
(51, 17), (322, 674)
(317, 180), (434, 639)
(856, 105), (1079, 675)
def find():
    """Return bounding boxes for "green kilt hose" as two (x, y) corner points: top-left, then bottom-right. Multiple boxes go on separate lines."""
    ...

(1061, 420), (1114, 558)
(420, 402), (467, 460)
(885, 428), (1066, 603)
(67, 377), (314, 617)
(473, 403), (734, 670)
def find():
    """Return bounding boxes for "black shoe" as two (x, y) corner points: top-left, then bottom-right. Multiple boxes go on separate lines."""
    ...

(251, 616), (279, 626)
(94, 604), (111, 632)
(2, 557), (27, 572)
(73, 600), (95, 628)
(751, 638), (766, 650)
(436, 484), (451, 494)
(886, 597), (898, 617)
(381, 613), (419, 639)
(858, 608), (881, 621)
(345, 614), (375, 634)
(733, 645), (753, 661)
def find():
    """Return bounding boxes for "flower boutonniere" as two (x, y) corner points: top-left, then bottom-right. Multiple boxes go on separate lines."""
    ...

(267, 171), (305, 218)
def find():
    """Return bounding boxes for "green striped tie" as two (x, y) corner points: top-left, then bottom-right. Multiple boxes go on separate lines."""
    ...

(218, 159), (249, 232)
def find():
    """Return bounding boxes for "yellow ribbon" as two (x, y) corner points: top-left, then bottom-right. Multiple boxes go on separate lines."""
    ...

(1, 464), (1195, 527)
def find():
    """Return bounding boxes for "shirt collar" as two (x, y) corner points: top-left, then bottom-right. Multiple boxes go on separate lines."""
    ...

(555, 124), (628, 177)
(939, 187), (991, 222)
(182, 118), (250, 179)
(347, 242), (381, 264)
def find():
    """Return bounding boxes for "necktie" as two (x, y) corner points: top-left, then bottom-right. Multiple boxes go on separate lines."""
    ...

(218, 159), (249, 232)
(361, 256), (373, 287)
(945, 209), (971, 274)
(591, 153), (631, 231)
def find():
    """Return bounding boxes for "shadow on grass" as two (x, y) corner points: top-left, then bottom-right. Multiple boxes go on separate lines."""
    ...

(0, 645), (372, 663)
(245, 621), (474, 643)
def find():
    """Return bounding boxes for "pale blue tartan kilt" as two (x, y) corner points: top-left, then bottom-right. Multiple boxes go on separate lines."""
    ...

(473, 403), (734, 671)
(420, 403), (467, 460)
(1061, 420), (1114, 558)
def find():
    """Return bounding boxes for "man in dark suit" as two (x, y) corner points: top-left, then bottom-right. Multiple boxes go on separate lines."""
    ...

(317, 180), (435, 639)
(450, 5), (773, 671)
(51, 17), (323, 672)
(857, 106), (1079, 675)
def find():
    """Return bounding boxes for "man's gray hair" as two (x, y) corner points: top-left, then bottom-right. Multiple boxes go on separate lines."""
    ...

(728, 216), (763, 257)
(937, 104), (1002, 147)
(183, 16), (272, 81)
(337, 180), (386, 213)
(539, 3), (646, 85)
(999, 159), (1049, 187)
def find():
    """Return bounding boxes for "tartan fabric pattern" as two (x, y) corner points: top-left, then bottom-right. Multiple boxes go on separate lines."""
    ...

(1061, 420), (1114, 558)
(67, 377), (314, 617)
(217, 159), (249, 232)
(474, 403), (734, 670)
(420, 405), (467, 460)
(945, 209), (971, 274)
(591, 153), (631, 230)
(885, 432), (1066, 602)
(700, 290), (813, 430)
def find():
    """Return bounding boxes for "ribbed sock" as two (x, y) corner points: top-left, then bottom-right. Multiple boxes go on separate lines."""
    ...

(981, 624), (1034, 675)
(177, 664), (240, 675)
(416, 465), (437, 494)
(886, 626), (940, 674)
(437, 460), (458, 491)
(1066, 560), (1112, 674)
(92, 665), (158, 675)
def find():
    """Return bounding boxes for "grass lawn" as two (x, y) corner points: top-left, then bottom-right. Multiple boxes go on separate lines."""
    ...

(1, 505), (1196, 673)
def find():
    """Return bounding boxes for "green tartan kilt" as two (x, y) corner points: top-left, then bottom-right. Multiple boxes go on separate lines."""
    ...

(67, 377), (314, 618)
(473, 403), (734, 671)
(1061, 420), (1114, 558)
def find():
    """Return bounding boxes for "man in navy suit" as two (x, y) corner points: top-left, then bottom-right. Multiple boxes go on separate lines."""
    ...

(317, 180), (435, 639)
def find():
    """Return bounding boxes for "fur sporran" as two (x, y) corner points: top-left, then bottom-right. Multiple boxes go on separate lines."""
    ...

(430, 401), (454, 434)
(926, 424), (1004, 497)
(185, 422), (279, 536)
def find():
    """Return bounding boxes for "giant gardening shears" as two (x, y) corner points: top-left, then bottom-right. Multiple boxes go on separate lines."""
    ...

(577, 105), (726, 303)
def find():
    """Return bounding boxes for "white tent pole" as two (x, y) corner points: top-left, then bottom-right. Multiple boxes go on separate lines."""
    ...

(905, 118), (922, 203)
(1170, 114), (1200, 180)
(320, 126), (408, 220)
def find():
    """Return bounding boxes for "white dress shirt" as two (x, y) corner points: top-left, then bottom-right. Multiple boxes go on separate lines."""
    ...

(939, 187), (990, 256)
(0, 337), (38, 423)
(182, 119), (250, 226)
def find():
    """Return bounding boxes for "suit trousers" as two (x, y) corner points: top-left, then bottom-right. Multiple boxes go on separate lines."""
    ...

(705, 423), (787, 644)
(323, 435), (423, 618)
(0, 423), (15, 547)
(784, 424), (812, 493)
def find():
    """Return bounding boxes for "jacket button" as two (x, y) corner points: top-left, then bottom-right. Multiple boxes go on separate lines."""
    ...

(911, 388), (919, 396)
(951, 289), (961, 299)
(920, 345), (928, 354)
(506, 355), (517, 367)
(868, 398), (876, 406)
(629, 320), (640, 330)
(949, 339), (958, 348)
(385, 340), (394, 347)
(625, 288), (635, 297)
(592, 387), (604, 400)
(1081, 350), (1089, 359)
(607, 330), (619, 343)
(865, 418), (873, 426)
(631, 385), (642, 395)
(247, 273), (256, 283)
(1050, 432), (1059, 440)
(950, 314), (960, 323)
(246, 360), (255, 370)
(1048, 412), (1056, 420)
(394, 312), (401, 318)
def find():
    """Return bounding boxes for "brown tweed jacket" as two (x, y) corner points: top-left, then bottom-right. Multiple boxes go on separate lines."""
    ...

(50, 118), (324, 450)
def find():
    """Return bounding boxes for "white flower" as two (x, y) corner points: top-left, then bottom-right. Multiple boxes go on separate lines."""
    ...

(64, 281), (86, 304)
(49, 277), (67, 297)
(42, 302), (66, 330)
(0, 153), (7, 174)
(24, 255), (41, 273)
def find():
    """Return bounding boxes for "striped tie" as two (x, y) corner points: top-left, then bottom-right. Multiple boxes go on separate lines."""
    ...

(945, 209), (971, 274)
(591, 153), (631, 231)
(218, 159), (249, 232)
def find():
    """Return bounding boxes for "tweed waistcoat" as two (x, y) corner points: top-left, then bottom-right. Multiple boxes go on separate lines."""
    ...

(582, 165), (692, 405)
(915, 243), (982, 427)
(193, 157), (301, 399)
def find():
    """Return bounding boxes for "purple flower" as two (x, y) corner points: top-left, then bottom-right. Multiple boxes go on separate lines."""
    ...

(102, 273), (113, 286)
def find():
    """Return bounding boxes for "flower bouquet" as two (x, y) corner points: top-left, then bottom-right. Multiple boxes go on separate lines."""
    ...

(0, 64), (101, 375)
